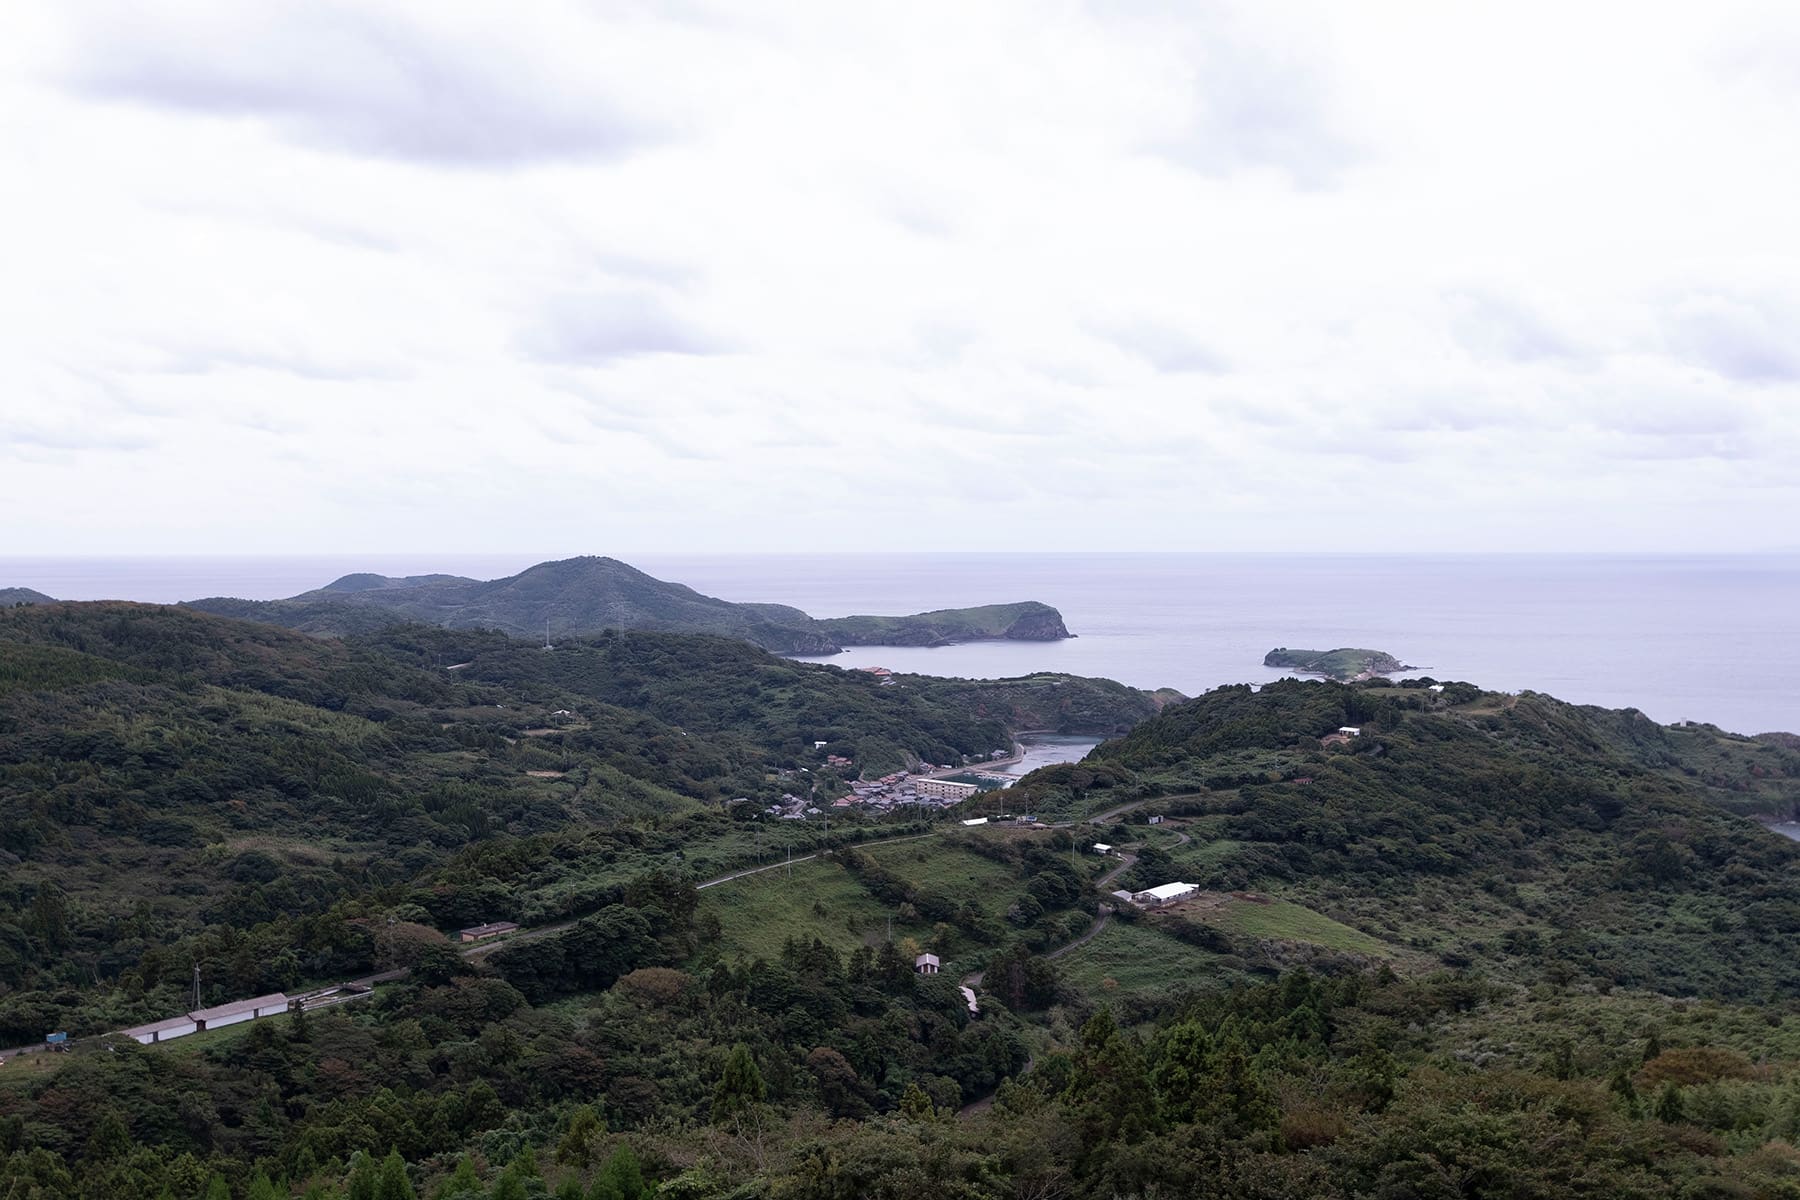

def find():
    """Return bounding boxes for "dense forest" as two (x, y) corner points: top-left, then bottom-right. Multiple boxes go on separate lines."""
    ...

(5, 604), (1800, 1198)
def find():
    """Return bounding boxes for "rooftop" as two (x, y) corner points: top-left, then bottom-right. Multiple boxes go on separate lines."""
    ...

(119, 1015), (196, 1037)
(191, 993), (288, 1022)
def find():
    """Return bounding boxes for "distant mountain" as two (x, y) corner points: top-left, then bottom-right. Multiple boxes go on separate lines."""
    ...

(0, 587), (55, 606)
(184, 555), (1074, 654)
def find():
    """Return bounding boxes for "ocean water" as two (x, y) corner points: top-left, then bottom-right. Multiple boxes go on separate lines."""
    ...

(3, 553), (1795, 737)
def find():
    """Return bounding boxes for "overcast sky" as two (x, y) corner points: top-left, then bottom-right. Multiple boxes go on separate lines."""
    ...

(3, 1), (1798, 555)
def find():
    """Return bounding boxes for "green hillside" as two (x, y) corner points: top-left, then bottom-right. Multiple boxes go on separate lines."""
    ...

(9, 615), (1800, 1198)
(0, 603), (1149, 1047)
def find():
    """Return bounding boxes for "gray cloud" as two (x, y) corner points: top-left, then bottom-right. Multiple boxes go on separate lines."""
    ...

(1, 422), (154, 456)
(1112, 3), (1358, 185)
(156, 345), (408, 382)
(1446, 291), (1578, 363)
(63, 3), (660, 167)
(1089, 318), (1228, 374)
(521, 291), (728, 364)
(1664, 295), (1800, 383)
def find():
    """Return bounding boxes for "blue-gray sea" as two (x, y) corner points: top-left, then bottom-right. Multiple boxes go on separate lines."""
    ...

(3, 553), (1795, 738)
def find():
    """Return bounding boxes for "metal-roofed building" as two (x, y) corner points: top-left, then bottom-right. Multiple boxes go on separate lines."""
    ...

(190, 993), (289, 1031)
(121, 1015), (199, 1045)
(1132, 882), (1198, 907)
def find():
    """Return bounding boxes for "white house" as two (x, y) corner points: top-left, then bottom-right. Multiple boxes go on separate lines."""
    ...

(1132, 882), (1198, 906)
(191, 993), (289, 1031)
(121, 1015), (198, 1045)
(1337, 726), (1362, 737)
(1091, 843), (1113, 855)
(915, 953), (941, 975)
(959, 817), (989, 827)
(1147, 815), (1164, 825)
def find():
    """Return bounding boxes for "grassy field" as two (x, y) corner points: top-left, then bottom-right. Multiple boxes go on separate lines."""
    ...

(1053, 920), (1236, 1000)
(696, 857), (898, 964)
(696, 834), (1061, 970)
(1199, 896), (1396, 957)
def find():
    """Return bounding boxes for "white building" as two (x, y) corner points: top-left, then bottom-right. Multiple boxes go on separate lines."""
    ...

(916, 777), (981, 801)
(1337, 726), (1362, 737)
(1132, 882), (1198, 906)
(1091, 843), (1113, 855)
(959, 817), (989, 827)
(1147, 815), (1164, 825)
(915, 953), (941, 975)
(121, 1015), (198, 1045)
(191, 993), (289, 1031)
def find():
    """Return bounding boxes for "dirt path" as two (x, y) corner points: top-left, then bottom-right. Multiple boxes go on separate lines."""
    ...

(462, 831), (937, 960)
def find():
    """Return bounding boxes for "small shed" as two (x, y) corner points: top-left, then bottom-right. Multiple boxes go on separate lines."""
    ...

(1147, 815), (1164, 825)
(458, 921), (521, 944)
(959, 817), (989, 827)
(914, 953), (941, 975)
(1337, 726), (1362, 737)
(1091, 843), (1113, 855)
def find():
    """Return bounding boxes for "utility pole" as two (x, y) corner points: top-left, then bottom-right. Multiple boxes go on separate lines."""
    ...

(192, 963), (201, 1011)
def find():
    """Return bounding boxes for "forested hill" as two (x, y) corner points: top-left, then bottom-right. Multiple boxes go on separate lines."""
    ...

(182, 555), (1074, 653)
(12, 615), (1800, 1196)
(0, 602), (1152, 1036)
(1012, 677), (1800, 998)
(0, 588), (53, 607)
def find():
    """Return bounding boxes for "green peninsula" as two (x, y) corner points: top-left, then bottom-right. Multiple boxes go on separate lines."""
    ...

(1264, 645), (1412, 680)
(185, 555), (1074, 654)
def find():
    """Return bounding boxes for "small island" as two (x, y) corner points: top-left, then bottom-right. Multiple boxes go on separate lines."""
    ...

(1265, 646), (1413, 681)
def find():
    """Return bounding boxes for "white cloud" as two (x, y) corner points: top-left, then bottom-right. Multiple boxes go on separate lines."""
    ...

(0, 0), (1796, 554)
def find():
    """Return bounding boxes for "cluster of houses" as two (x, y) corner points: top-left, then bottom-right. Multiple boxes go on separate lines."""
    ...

(766, 792), (823, 820)
(827, 768), (1000, 815)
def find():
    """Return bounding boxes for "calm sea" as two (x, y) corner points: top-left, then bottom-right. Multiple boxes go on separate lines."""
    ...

(3, 553), (1795, 737)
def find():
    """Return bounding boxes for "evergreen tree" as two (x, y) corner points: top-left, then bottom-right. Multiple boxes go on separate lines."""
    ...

(432, 1157), (482, 1200)
(83, 1111), (132, 1164)
(713, 1043), (767, 1119)
(1655, 1081), (1686, 1124)
(555, 1106), (604, 1167)
(594, 1145), (645, 1200)
(375, 1150), (417, 1200)
(347, 1150), (380, 1200)
(202, 1175), (231, 1200)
